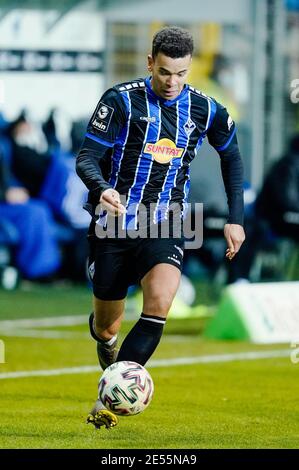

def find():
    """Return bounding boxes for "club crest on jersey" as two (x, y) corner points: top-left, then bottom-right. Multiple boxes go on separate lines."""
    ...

(92, 101), (114, 133)
(183, 118), (196, 136)
(144, 138), (184, 164)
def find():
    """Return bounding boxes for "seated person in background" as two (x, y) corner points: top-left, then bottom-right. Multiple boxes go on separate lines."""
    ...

(255, 134), (299, 241)
(7, 114), (90, 230)
(0, 151), (61, 280)
(5, 114), (91, 281)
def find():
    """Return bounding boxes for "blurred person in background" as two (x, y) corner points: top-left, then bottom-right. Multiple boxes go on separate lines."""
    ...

(4, 113), (90, 281)
(0, 147), (61, 280)
(256, 134), (299, 240)
(227, 134), (299, 283)
(76, 26), (245, 430)
(7, 114), (89, 229)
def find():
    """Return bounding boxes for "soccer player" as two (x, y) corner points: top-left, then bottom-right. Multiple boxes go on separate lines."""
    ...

(76, 26), (245, 429)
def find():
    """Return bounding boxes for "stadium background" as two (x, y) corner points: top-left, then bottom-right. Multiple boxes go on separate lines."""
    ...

(0, 0), (299, 449)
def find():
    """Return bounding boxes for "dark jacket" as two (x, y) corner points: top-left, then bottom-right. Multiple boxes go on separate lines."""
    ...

(256, 151), (299, 224)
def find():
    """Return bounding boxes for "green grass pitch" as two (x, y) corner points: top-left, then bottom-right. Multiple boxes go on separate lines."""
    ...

(0, 285), (298, 449)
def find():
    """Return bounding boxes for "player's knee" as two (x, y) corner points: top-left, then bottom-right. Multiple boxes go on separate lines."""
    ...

(144, 292), (173, 316)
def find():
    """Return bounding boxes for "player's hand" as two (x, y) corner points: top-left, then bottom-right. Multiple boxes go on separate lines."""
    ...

(100, 188), (126, 217)
(224, 223), (245, 260)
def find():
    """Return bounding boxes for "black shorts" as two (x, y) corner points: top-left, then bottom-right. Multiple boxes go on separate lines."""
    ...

(88, 235), (185, 300)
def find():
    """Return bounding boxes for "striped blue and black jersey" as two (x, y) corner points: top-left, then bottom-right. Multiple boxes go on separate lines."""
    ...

(77, 77), (244, 229)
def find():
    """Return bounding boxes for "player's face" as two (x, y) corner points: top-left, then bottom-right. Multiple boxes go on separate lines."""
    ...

(148, 52), (192, 100)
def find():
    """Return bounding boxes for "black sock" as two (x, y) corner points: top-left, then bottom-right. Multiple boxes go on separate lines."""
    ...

(117, 313), (166, 366)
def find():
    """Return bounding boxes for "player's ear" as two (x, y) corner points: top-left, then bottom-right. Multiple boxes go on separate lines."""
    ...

(147, 54), (154, 72)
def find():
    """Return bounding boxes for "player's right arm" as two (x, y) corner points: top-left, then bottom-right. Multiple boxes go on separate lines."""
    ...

(76, 88), (127, 215)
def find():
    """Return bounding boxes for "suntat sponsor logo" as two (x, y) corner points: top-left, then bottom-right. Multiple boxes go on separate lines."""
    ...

(144, 138), (184, 164)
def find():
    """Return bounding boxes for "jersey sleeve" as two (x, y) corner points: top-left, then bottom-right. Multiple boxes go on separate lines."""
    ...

(207, 101), (236, 152)
(85, 88), (127, 147)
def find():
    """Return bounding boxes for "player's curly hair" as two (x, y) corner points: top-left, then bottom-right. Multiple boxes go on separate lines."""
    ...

(152, 26), (194, 59)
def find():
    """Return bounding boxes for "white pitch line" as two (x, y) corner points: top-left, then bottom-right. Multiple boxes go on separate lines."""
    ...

(149, 349), (291, 366)
(0, 315), (199, 341)
(0, 315), (87, 329)
(0, 349), (291, 380)
(0, 330), (197, 341)
(0, 329), (89, 339)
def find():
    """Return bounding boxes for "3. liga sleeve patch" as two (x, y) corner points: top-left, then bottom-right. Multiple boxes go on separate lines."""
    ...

(92, 101), (114, 133)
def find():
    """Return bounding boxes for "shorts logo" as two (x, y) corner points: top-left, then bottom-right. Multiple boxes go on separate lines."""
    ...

(144, 138), (184, 164)
(92, 101), (114, 133)
(174, 244), (184, 257)
(88, 261), (95, 280)
(167, 255), (181, 266)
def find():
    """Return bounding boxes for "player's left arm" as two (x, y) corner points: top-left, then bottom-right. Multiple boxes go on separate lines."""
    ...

(207, 101), (245, 259)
